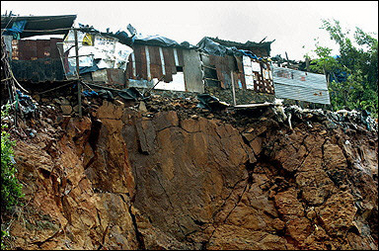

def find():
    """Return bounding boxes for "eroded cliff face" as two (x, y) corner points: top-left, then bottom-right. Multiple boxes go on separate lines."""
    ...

(6, 95), (378, 250)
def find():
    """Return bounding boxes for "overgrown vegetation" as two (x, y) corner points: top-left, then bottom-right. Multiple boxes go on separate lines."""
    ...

(306, 19), (378, 117)
(1, 105), (23, 249)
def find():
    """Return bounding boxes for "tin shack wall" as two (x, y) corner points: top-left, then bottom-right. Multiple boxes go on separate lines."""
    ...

(10, 38), (65, 82)
(126, 44), (204, 93)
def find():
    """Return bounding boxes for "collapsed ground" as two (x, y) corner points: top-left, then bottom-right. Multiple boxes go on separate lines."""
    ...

(1, 82), (378, 250)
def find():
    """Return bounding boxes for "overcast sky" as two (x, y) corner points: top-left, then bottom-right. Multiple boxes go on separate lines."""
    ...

(2, 1), (378, 60)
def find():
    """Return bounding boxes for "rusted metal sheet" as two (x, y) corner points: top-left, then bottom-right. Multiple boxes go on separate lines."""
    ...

(15, 38), (63, 60)
(148, 45), (163, 80)
(162, 47), (174, 82)
(125, 44), (197, 89)
(50, 38), (63, 58)
(235, 55), (246, 89)
(18, 40), (37, 60)
(91, 68), (125, 87)
(107, 69), (126, 87)
(134, 44), (147, 80)
(9, 38), (65, 82)
(165, 48), (176, 72)
(126, 53), (135, 79)
(176, 48), (184, 66)
(235, 72), (246, 89)
(36, 39), (51, 58)
(208, 54), (224, 88)
(201, 52), (274, 94)
(213, 55), (235, 89)
(272, 66), (330, 104)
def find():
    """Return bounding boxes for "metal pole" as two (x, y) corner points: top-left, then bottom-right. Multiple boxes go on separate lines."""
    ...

(74, 28), (82, 118)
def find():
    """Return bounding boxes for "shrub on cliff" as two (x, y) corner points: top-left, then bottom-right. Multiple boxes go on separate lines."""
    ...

(1, 105), (24, 249)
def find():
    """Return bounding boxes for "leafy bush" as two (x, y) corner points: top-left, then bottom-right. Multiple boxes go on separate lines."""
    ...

(1, 105), (24, 249)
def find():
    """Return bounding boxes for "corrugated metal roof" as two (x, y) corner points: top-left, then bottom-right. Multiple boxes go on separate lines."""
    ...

(272, 66), (330, 104)
(1, 15), (77, 38)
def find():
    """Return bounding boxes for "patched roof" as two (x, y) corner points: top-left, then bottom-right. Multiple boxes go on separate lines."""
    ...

(1, 14), (77, 38)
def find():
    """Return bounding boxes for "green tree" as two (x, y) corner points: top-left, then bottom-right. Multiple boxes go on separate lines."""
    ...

(306, 19), (378, 117)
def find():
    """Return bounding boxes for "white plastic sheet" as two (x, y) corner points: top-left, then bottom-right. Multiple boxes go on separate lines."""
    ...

(62, 29), (133, 75)
(154, 72), (186, 91)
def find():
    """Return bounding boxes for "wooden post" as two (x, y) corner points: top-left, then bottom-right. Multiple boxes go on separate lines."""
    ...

(74, 28), (82, 118)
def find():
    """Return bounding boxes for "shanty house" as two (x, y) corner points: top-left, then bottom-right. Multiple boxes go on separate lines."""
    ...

(113, 31), (277, 105)
(1, 15), (135, 87)
(195, 36), (276, 106)
(112, 29), (204, 93)
(2, 13), (329, 107)
(1, 14), (77, 82)
(60, 25), (133, 87)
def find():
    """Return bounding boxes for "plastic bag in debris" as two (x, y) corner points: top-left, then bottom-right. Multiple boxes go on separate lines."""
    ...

(97, 90), (114, 101)
(82, 90), (98, 97)
(197, 94), (229, 111)
(16, 90), (37, 116)
(281, 105), (378, 132)
(117, 87), (143, 101)
(335, 109), (377, 131)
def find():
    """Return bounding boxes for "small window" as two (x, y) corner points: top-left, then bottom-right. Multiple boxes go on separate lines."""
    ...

(176, 66), (183, 72)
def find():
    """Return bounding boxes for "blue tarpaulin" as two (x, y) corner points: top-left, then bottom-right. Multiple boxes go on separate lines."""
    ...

(197, 37), (262, 60)
(197, 37), (242, 57)
(113, 27), (196, 49)
(83, 90), (98, 97)
(3, 20), (27, 39)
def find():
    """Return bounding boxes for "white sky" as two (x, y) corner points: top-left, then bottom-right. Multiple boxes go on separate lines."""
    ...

(2, 1), (378, 61)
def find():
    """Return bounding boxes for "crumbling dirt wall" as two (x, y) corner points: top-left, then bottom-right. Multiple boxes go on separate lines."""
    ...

(5, 94), (378, 250)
